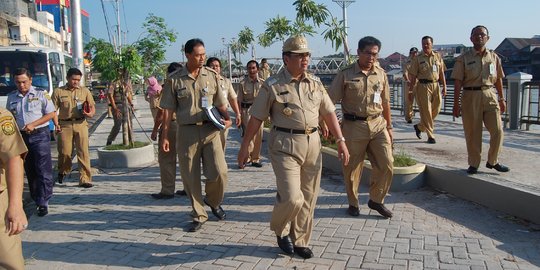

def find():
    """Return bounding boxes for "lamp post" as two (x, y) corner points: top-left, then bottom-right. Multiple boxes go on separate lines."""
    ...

(333, 0), (355, 63)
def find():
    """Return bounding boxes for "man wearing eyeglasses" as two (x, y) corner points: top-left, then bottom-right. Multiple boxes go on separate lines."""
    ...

(408, 36), (447, 144)
(329, 36), (394, 219)
(238, 36), (349, 259)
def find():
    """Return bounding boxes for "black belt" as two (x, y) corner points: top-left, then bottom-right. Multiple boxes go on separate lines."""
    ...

(60, 117), (85, 122)
(463, 86), (492, 91)
(241, 102), (252, 108)
(343, 113), (380, 121)
(418, 79), (436, 84)
(21, 126), (49, 135)
(274, 126), (318, 135)
(184, 121), (210, 126)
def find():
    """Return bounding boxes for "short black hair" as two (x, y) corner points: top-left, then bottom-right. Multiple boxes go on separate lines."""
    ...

(184, 38), (205, 54)
(14, 67), (32, 78)
(167, 62), (183, 74)
(358, 36), (381, 51)
(67, 67), (82, 78)
(206, 57), (221, 67)
(422, 36), (433, 43)
(246, 60), (259, 69)
(260, 58), (268, 64)
(471, 25), (489, 36)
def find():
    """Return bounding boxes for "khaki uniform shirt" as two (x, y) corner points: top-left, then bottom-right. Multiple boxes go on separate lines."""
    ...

(258, 68), (271, 80)
(51, 85), (96, 120)
(451, 48), (504, 87)
(237, 76), (264, 105)
(403, 57), (413, 81)
(218, 76), (237, 107)
(329, 62), (390, 117)
(250, 69), (335, 129)
(0, 108), (27, 192)
(409, 51), (445, 81)
(160, 67), (227, 125)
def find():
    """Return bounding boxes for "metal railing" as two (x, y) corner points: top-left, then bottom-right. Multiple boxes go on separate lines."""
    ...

(520, 81), (540, 130)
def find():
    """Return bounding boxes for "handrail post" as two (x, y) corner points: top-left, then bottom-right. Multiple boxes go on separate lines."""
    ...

(506, 72), (532, 130)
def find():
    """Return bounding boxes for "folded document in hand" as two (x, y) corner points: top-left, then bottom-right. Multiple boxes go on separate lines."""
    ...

(205, 106), (225, 130)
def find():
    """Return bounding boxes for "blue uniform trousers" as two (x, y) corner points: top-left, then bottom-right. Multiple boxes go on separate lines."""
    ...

(21, 127), (53, 207)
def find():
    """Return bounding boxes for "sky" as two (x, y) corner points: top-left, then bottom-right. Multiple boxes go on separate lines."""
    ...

(81, 0), (540, 63)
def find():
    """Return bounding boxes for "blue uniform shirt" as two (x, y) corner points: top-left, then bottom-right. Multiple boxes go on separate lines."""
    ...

(6, 87), (56, 130)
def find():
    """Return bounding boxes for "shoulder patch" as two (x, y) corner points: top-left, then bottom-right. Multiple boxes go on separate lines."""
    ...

(266, 77), (278, 86)
(308, 73), (321, 83)
(0, 116), (12, 123)
(1, 121), (16, 136)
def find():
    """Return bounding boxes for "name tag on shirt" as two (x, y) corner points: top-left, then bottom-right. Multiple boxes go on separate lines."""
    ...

(489, 63), (495, 75)
(201, 96), (209, 108)
(432, 64), (438, 73)
(374, 92), (382, 105)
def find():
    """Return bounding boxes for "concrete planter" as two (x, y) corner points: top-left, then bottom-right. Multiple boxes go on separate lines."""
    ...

(321, 146), (426, 191)
(97, 143), (156, 168)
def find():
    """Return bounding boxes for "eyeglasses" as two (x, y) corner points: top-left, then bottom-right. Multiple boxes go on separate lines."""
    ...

(288, 52), (311, 58)
(360, 51), (378, 58)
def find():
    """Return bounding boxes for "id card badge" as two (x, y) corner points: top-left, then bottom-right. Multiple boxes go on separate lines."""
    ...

(432, 64), (438, 73)
(374, 91), (382, 105)
(489, 63), (495, 75)
(201, 96), (209, 108)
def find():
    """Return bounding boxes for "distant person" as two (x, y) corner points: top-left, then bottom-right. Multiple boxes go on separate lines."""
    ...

(7, 68), (56, 216)
(238, 36), (349, 259)
(451, 25), (509, 175)
(98, 89), (106, 103)
(106, 79), (134, 146)
(51, 68), (96, 188)
(160, 39), (232, 232)
(206, 57), (242, 150)
(150, 62), (186, 199)
(409, 36), (447, 144)
(0, 108), (29, 270)
(237, 60), (264, 167)
(403, 47), (418, 124)
(145, 76), (162, 119)
(258, 58), (272, 80)
(329, 36), (394, 219)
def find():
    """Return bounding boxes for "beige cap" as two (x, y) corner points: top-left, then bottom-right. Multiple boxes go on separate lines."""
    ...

(282, 36), (310, 53)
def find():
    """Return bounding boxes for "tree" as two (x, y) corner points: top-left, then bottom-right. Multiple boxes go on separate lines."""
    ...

(135, 14), (177, 79)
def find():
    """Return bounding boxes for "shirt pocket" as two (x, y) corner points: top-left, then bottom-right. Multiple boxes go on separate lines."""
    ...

(306, 90), (322, 113)
(176, 87), (190, 100)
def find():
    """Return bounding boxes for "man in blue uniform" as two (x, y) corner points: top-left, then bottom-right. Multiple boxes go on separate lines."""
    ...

(6, 68), (56, 216)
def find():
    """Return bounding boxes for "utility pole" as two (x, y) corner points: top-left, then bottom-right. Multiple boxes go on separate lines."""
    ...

(115, 0), (121, 52)
(70, 0), (84, 82)
(333, 0), (355, 63)
(222, 38), (233, 80)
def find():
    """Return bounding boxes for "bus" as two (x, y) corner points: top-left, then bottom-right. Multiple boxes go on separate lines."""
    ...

(0, 46), (73, 108)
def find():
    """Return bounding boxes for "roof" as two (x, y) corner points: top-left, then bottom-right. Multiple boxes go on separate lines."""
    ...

(501, 38), (540, 50)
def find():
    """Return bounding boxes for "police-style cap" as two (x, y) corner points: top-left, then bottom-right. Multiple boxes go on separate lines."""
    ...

(410, 47), (419, 53)
(282, 36), (310, 53)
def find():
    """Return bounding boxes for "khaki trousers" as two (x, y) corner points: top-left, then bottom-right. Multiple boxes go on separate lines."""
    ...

(461, 89), (504, 168)
(342, 117), (393, 207)
(415, 83), (441, 139)
(241, 108), (263, 163)
(158, 121), (177, 195)
(269, 131), (321, 247)
(58, 119), (92, 183)
(219, 128), (229, 151)
(106, 103), (123, 143)
(177, 123), (227, 223)
(0, 191), (25, 270)
(404, 84), (416, 122)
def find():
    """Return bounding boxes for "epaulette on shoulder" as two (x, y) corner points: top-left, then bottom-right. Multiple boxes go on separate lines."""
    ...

(168, 68), (181, 77)
(308, 73), (321, 83)
(266, 76), (278, 86)
(204, 66), (218, 75)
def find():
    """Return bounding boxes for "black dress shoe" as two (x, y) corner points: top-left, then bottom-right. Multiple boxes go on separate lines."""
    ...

(37, 206), (48, 217)
(79, 183), (93, 188)
(427, 137), (436, 144)
(175, 190), (187, 196)
(347, 205), (359, 216)
(151, 193), (174, 199)
(413, 124), (422, 139)
(294, 247), (314, 259)
(188, 221), (204, 232)
(406, 120), (412, 124)
(367, 199), (393, 218)
(467, 166), (478, 174)
(276, 235), (294, 254)
(486, 162), (510, 172)
(251, 162), (263, 168)
(204, 198), (226, 220)
(57, 174), (65, 184)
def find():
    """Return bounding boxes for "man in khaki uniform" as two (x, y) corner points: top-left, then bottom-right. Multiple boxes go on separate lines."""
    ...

(160, 39), (232, 232)
(0, 108), (28, 270)
(106, 80), (133, 145)
(409, 36), (447, 144)
(150, 62), (185, 199)
(451, 25), (509, 175)
(206, 57), (242, 150)
(237, 60), (264, 167)
(403, 47), (418, 124)
(238, 36), (349, 259)
(51, 68), (96, 188)
(258, 58), (272, 80)
(329, 36), (395, 219)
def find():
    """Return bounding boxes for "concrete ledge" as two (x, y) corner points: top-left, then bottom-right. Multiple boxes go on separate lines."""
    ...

(97, 143), (156, 168)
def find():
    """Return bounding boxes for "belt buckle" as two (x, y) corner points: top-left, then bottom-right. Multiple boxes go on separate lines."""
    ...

(306, 127), (315, 134)
(196, 122), (203, 126)
(481, 85), (491, 90)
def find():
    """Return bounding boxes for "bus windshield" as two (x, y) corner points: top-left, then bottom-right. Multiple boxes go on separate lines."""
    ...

(0, 51), (49, 96)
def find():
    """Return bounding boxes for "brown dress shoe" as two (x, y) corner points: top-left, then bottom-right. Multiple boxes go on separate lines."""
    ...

(367, 199), (393, 218)
(347, 205), (359, 216)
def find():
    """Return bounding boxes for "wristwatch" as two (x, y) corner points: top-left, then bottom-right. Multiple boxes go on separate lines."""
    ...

(336, 137), (346, 143)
